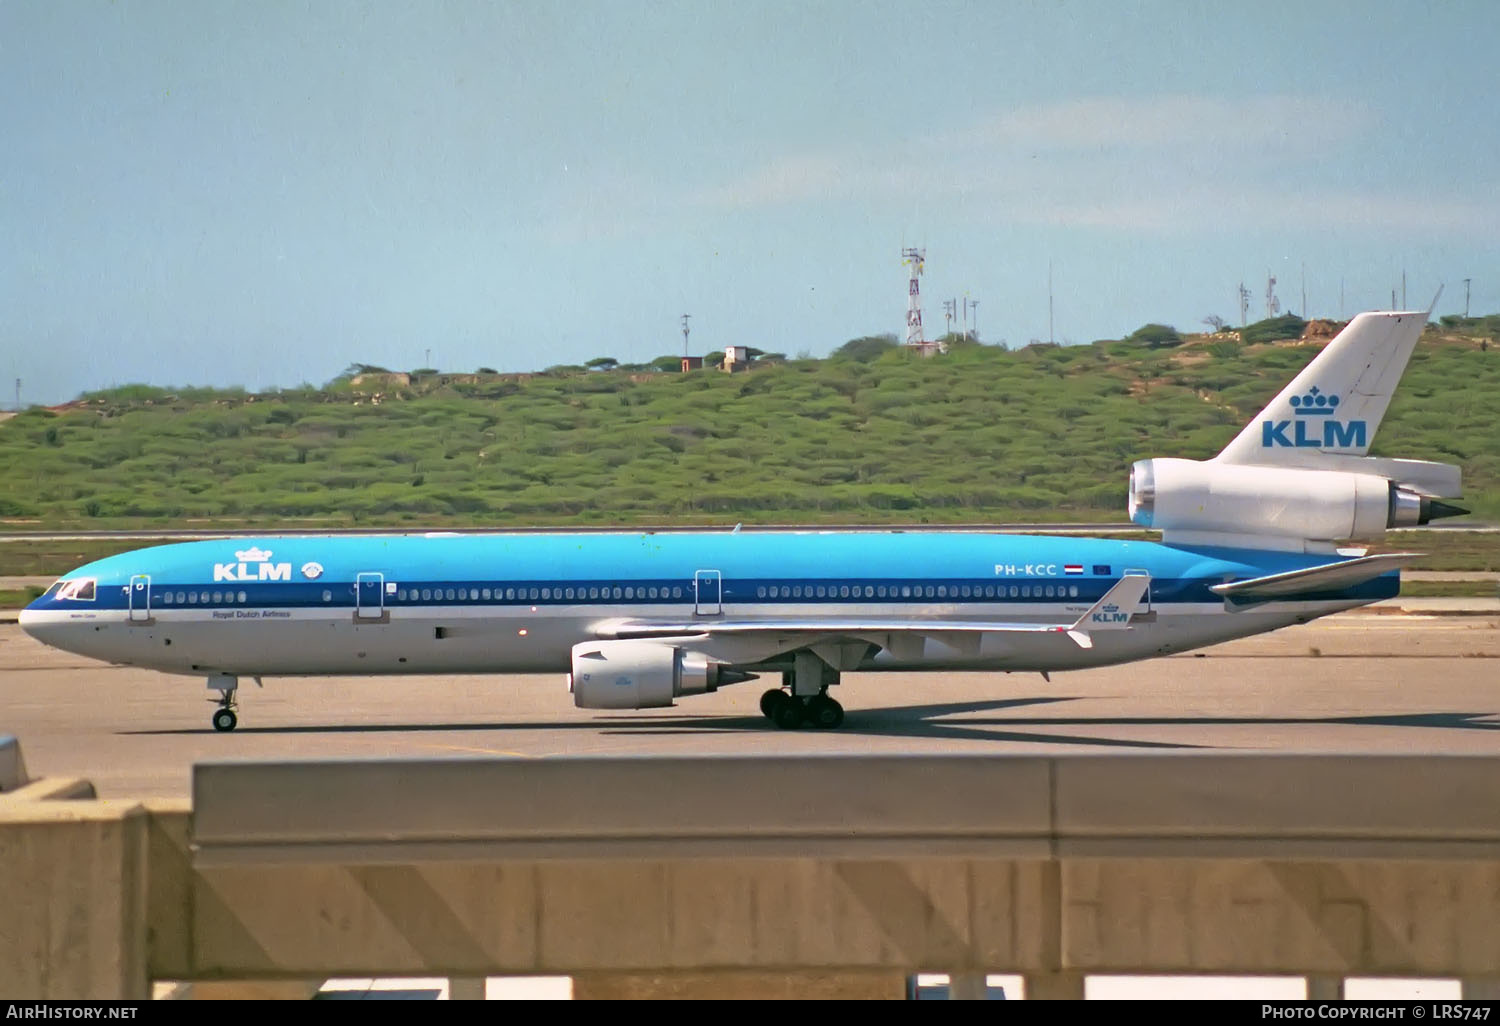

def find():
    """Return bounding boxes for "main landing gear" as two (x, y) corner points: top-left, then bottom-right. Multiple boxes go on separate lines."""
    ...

(760, 651), (844, 729)
(760, 689), (844, 730)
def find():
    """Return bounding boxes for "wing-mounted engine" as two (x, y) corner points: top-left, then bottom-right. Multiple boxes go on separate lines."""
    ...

(568, 639), (756, 710)
(1128, 458), (1467, 546)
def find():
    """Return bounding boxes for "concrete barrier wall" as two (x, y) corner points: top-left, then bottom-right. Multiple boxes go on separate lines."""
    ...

(0, 734), (26, 792)
(5, 752), (1500, 998)
(188, 753), (1500, 861)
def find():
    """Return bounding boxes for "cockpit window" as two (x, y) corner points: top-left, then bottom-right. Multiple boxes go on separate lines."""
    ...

(41, 581), (64, 600)
(57, 578), (97, 601)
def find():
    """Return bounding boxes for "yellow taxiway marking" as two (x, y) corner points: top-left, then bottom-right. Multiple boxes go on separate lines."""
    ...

(428, 743), (538, 758)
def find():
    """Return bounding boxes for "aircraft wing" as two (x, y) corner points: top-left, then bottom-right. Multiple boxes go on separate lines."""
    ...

(1210, 552), (1418, 603)
(595, 575), (1152, 653)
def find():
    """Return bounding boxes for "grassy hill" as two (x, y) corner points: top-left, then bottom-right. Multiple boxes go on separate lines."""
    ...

(4, 318), (1500, 530)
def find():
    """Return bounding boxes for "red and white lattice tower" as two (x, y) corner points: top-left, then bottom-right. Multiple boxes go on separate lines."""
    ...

(902, 247), (936, 356)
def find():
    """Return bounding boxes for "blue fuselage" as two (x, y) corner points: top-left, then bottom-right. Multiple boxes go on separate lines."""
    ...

(20, 531), (1394, 678)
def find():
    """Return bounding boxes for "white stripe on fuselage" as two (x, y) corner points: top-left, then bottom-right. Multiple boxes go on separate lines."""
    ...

(19, 598), (1363, 677)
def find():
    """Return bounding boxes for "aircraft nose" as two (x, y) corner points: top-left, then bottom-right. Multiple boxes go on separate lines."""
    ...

(18, 604), (44, 640)
(18, 603), (69, 649)
(19, 603), (49, 639)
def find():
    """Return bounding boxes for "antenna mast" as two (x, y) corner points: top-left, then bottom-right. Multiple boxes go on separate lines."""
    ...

(1238, 282), (1250, 327)
(681, 314), (691, 357)
(902, 247), (936, 356)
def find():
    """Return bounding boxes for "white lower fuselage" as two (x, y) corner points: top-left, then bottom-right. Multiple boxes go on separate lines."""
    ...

(22, 596), (1360, 679)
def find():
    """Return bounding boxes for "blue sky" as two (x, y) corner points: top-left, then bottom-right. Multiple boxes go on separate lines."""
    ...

(4, 0), (1498, 404)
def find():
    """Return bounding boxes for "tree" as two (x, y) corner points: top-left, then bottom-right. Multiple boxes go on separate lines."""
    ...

(1202, 315), (1227, 332)
(650, 355), (684, 372)
(585, 357), (619, 371)
(832, 335), (899, 362)
(476, 367), (498, 375)
(1125, 323), (1182, 348)
(338, 362), (390, 378)
(1239, 314), (1307, 345)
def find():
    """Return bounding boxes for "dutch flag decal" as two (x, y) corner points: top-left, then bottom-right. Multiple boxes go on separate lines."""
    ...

(1064, 564), (1084, 575)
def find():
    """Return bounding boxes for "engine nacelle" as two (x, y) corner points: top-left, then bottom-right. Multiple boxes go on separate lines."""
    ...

(568, 639), (752, 710)
(1128, 458), (1462, 542)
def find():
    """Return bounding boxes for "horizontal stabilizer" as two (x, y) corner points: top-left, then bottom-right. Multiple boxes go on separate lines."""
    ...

(1210, 553), (1419, 602)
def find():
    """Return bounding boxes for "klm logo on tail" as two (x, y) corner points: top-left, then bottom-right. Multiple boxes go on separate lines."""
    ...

(1262, 386), (1367, 449)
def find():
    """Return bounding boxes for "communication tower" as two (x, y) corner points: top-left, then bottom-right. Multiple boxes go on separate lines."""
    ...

(1265, 273), (1280, 318)
(902, 248), (937, 356)
(1238, 282), (1251, 327)
(681, 314), (691, 356)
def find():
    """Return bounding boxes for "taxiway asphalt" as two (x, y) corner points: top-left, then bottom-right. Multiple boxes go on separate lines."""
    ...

(4, 609), (1499, 799)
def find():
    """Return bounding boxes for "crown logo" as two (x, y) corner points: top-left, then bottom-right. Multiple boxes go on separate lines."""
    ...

(235, 547), (273, 562)
(1289, 386), (1340, 416)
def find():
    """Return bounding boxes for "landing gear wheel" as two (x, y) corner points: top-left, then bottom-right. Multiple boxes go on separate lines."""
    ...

(760, 688), (789, 720)
(807, 695), (845, 729)
(211, 708), (238, 733)
(773, 699), (805, 730)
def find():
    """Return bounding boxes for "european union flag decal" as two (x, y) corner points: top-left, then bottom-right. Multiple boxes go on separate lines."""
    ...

(1093, 564), (1111, 575)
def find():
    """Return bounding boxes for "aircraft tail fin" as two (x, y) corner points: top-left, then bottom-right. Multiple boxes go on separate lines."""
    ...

(1215, 311), (1428, 466)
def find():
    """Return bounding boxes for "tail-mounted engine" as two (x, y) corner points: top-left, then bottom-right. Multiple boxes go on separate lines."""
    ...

(1128, 458), (1466, 543)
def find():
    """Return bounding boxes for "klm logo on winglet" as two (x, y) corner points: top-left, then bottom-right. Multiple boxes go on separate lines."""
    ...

(1262, 386), (1367, 449)
(1091, 602), (1130, 625)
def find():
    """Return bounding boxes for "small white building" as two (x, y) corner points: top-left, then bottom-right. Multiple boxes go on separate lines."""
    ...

(723, 345), (749, 372)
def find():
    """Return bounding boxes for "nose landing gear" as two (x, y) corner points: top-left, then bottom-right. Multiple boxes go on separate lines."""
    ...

(206, 673), (251, 732)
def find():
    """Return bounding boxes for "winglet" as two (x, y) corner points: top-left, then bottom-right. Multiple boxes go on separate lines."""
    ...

(1064, 574), (1151, 648)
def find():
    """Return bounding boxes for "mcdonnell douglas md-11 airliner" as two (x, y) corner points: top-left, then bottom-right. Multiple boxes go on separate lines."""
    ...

(21, 309), (1467, 731)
